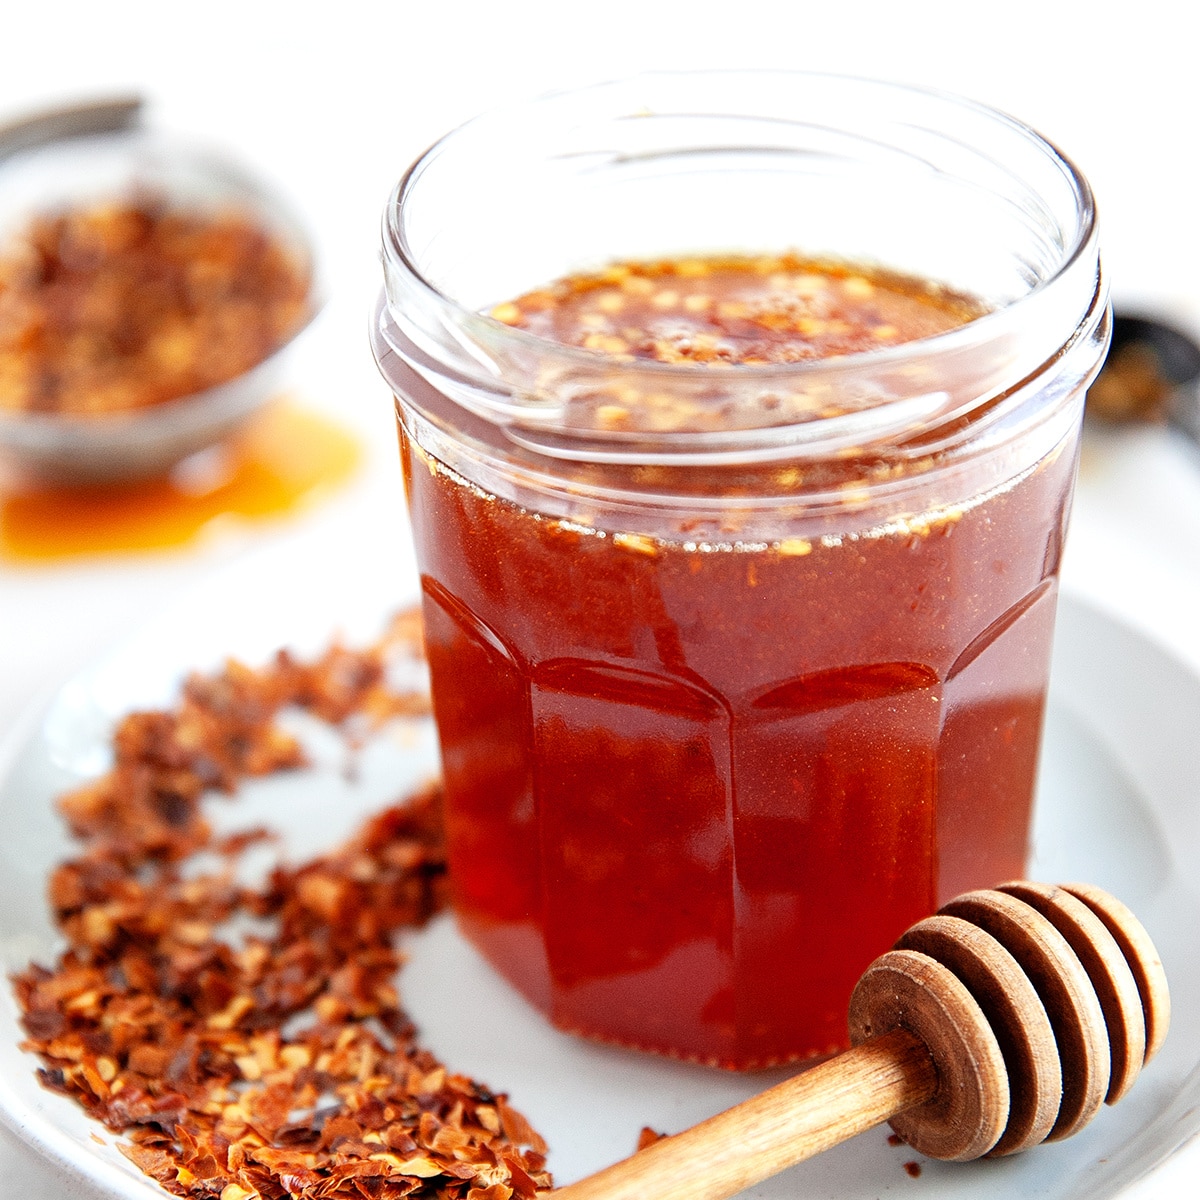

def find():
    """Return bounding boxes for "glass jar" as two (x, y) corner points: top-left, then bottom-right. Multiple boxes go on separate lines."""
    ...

(371, 72), (1108, 1069)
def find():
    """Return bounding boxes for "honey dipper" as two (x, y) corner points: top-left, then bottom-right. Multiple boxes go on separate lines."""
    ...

(551, 881), (1170, 1200)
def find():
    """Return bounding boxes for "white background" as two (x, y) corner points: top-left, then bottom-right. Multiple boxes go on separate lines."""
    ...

(2, 1), (1200, 1194)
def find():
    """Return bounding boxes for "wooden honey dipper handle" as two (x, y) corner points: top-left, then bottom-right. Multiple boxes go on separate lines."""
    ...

(553, 1029), (935, 1200)
(550, 881), (1169, 1200)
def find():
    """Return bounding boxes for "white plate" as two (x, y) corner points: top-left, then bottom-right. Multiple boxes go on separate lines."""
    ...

(0, 537), (1198, 1199)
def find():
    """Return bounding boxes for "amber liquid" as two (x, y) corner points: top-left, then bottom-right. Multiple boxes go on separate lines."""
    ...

(394, 257), (1077, 1068)
(399, 421), (1074, 1068)
(0, 401), (358, 562)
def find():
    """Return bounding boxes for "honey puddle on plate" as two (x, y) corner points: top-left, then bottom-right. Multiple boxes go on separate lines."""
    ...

(0, 400), (360, 561)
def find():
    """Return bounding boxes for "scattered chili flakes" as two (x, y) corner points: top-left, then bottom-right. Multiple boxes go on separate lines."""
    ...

(12, 608), (552, 1199)
(0, 195), (311, 416)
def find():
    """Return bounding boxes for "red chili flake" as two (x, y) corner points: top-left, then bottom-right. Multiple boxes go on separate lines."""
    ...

(903, 1160), (922, 1178)
(12, 608), (551, 1198)
(636, 1127), (666, 1152)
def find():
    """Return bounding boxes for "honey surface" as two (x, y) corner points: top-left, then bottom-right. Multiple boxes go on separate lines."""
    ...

(493, 253), (984, 366)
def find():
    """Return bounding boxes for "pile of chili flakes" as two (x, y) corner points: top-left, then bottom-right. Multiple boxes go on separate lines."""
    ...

(0, 196), (311, 416)
(11, 609), (552, 1200)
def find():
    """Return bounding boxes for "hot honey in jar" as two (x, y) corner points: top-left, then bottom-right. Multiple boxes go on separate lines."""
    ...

(373, 74), (1108, 1068)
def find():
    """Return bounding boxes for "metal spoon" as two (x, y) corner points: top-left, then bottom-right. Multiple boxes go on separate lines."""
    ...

(1087, 312), (1200, 445)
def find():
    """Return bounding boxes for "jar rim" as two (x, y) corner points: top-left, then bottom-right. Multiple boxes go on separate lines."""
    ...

(376, 70), (1104, 461)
